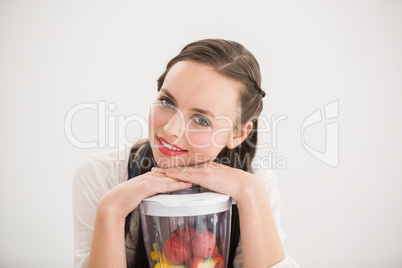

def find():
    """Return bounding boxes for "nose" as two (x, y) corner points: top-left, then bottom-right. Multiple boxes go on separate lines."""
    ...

(164, 110), (185, 139)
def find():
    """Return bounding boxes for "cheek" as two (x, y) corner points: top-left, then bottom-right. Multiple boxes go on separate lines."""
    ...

(213, 131), (231, 147)
(186, 132), (211, 148)
(186, 130), (231, 151)
(149, 107), (168, 130)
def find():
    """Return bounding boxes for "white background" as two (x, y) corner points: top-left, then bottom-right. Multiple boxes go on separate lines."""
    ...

(1, 1), (401, 267)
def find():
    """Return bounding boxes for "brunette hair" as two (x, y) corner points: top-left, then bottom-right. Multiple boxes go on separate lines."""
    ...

(128, 39), (266, 267)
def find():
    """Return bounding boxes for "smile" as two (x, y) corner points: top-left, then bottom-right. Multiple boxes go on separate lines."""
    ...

(160, 139), (184, 151)
(156, 137), (187, 156)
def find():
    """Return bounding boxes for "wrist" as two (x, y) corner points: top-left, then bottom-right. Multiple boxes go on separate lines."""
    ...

(98, 178), (146, 220)
(97, 192), (127, 222)
(232, 173), (264, 205)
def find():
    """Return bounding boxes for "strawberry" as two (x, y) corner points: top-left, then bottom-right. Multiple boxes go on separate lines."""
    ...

(211, 252), (225, 268)
(188, 253), (224, 268)
(170, 227), (198, 244)
(191, 231), (216, 259)
(163, 237), (190, 264)
(189, 257), (212, 268)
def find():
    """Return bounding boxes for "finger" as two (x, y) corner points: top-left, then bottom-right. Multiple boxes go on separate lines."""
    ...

(148, 172), (194, 185)
(150, 167), (166, 174)
(163, 164), (204, 173)
(130, 171), (165, 180)
(151, 177), (193, 195)
(149, 167), (189, 175)
(159, 166), (189, 174)
(164, 170), (203, 185)
(164, 180), (193, 192)
(151, 166), (189, 174)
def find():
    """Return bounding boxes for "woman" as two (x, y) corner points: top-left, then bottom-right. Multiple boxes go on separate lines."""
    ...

(73, 39), (299, 267)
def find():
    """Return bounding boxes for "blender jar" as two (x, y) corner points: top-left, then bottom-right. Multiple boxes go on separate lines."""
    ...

(140, 189), (232, 268)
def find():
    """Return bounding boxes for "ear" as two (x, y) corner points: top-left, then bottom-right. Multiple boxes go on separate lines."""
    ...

(227, 121), (253, 149)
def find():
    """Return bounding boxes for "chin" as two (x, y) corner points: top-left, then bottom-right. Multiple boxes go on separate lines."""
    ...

(154, 155), (189, 168)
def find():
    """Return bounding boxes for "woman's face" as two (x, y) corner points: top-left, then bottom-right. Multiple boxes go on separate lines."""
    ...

(148, 60), (242, 168)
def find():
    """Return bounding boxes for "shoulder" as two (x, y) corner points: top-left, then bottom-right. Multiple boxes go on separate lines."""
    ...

(252, 168), (277, 190)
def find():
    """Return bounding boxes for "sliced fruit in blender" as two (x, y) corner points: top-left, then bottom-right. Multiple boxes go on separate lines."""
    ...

(154, 261), (170, 268)
(188, 253), (224, 268)
(163, 237), (191, 264)
(211, 252), (225, 268)
(170, 227), (198, 244)
(191, 231), (216, 259)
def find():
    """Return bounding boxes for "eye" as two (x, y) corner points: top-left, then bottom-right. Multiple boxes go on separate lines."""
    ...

(159, 98), (176, 109)
(194, 115), (211, 127)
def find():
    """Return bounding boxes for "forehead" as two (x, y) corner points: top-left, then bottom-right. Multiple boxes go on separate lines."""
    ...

(161, 61), (240, 118)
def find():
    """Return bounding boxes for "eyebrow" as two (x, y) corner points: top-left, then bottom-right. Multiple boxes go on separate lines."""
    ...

(161, 88), (176, 103)
(160, 88), (216, 118)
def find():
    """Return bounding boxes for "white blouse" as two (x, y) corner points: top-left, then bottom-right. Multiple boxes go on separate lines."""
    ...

(72, 146), (299, 268)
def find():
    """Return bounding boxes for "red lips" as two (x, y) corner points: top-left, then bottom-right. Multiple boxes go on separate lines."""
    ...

(156, 136), (187, 156)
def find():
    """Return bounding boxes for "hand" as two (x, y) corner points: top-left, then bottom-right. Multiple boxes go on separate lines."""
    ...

(98, 171), (193, 219)
(157, 163), (286, 267)
(153, 161), (263, 203)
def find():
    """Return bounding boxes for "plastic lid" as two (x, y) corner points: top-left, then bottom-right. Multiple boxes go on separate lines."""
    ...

(140, 192), (232, 217)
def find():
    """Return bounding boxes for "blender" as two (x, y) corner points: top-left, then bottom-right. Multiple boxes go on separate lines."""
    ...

(140, 186), (232, 268)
